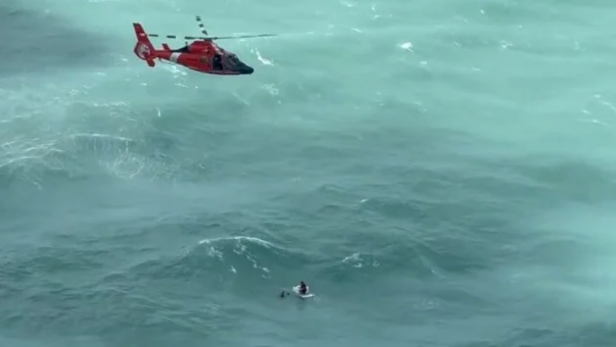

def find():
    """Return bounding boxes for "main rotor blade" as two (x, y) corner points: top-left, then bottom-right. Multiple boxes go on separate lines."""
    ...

(208, 33), (277, 40)
(195, 15), (208, 36)
(147, 34), (204, 40)
(146, 33), (276, 41)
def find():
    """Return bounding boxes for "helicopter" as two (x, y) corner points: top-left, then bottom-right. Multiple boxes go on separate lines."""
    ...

(132, 15), (275, 75)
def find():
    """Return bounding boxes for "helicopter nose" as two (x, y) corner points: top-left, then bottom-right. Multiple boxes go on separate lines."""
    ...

(242, 66), (254, 74)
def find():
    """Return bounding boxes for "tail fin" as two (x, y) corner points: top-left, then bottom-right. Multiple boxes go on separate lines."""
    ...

(133, 23), (156, 67)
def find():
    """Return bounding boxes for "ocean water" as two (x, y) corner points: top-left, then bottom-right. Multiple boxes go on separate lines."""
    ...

(2, 0), (616, 346)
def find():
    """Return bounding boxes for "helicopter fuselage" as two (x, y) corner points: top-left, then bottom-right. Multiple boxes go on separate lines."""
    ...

(132, 23), (255, 75)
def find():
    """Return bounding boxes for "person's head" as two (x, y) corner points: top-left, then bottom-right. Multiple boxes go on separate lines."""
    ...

(300, 281), (305, 285)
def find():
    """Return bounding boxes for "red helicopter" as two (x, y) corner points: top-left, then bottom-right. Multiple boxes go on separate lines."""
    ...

(132, 15), (275, 75)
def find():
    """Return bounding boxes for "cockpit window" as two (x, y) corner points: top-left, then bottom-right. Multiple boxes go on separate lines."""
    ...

(226, 55), (240, 66)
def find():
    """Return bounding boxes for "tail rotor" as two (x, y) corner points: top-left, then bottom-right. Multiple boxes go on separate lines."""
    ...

(133, 23), (157, 67)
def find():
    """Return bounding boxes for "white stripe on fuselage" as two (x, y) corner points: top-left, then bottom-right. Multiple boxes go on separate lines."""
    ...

(169, 53), (181, 63)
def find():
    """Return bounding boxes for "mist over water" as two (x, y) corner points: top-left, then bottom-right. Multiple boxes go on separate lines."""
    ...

(2, 0), (616, 346)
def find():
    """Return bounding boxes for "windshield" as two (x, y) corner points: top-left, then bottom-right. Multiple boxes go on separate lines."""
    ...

(226, 54), (240, 66)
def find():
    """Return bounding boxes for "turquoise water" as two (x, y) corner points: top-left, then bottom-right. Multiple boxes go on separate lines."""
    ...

(2, 0), (616, 346)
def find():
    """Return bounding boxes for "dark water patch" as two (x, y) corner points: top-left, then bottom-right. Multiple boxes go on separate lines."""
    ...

(0, 2), (111, 78)
(1, 282), (218, 343)
(513, 158), (616, 205)
(575, 321), (616, 347)
(0, 235), (228, 344)
(472, 323), (611, 347)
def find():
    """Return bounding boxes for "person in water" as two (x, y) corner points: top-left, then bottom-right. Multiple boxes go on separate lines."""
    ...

(279, 281), (309, 298)
(298, 281), (308, 295)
